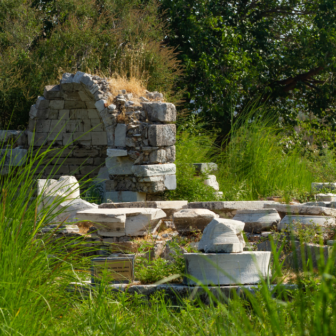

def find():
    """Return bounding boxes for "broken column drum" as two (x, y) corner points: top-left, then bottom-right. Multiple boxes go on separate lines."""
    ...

(26, 72), (177, 201)
(184, 218), (271, 285)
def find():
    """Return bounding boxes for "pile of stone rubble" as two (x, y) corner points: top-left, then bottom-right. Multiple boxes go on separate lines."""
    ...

(38, 177), (336, 275)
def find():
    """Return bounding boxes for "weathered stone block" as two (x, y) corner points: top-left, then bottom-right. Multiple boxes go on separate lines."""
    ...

(148, 124), (176, 146)
(49, 100), (64, 110)
(88, 109), (100, 118)
(82, 119), (92, 132)
(63, 91), (81, 100)
(106, 156), (133, 175)
(166, 146), (176, 162)
(47, 132), (63, 142)
(44, 85), (62, 99)
(50, 120), (66, 133)
(59, 110), (69, 119)
(149, 149), (166, 163)
(106, 125), (115, 146)
(132, 163), (176, 177)
(105, 191), (146, 203)
(70, 109), (89, 119)
(90, 119), (104, 131)
(36, 120), (51, 133)
(115, 124), (127, 147)
(47, 109), (59, 119)
(184, 252), (271, 285)
(36, 96), (50, 109)
(95, 99), (107, 112)
(86, 101), (96, 109)
(77, 90), (91, 102)
(142, 102), (176, 123)
(29, 105), (38, 119)
(66, 121), (84, 132)
(62, 133), (73, 145)
(107, 149), (127, 157)
(92, 132), (107, 145)
(74, 132), (91, 141)
(164, 174), (176, 190)
(173, 209), (219, 233)
(64, 101), (86, 109)
(73, 148), (99, 157)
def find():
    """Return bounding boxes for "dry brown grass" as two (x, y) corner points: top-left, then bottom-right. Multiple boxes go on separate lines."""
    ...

(108, 74), (147, 98)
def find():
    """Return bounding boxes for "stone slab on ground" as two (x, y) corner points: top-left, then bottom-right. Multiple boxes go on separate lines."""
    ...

(233, 209), (281, 233)
(99, 200), (188, 219)
(316, 194), (336, 202)
(278, 215), (336, 231)
(173, 209), (219, 233)
(188, 201), (278, 218)
(67, 282), (297, 304)
(53, 198), (98, 224)
(184, 251), (271, 285)
(198, 218), (245, 253)
(76, 208), (166, 237)
(264, 203), (336, 218)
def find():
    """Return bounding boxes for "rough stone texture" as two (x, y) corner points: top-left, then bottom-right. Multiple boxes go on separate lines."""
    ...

(142, 102), (176, 123)
(148, 124), (176, 146)
(198, 218), (245, 253)
(204, 175), (219, 191)
(132, 163), (176, 177)
(233, 209), (281, 233)
(263, 203), (336, 218)
(173, 209), (219, 233)
(188, 201), (279, 218)
(278, 215), (336, 231)
(54, 198), (98, 223)
(99, 200), (188, 219)
(24, 71), (177, 195)
(76, 208), (166, 237)
(184, 252), (271, 285)
(316, 194), (336, 202)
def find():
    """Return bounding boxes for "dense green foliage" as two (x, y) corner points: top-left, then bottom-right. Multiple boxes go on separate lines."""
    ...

(0, 0), (181, 129)
(160, 0), (336, 136)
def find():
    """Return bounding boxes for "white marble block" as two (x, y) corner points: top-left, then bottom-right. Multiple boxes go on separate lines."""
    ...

(184, 252), (271, 285)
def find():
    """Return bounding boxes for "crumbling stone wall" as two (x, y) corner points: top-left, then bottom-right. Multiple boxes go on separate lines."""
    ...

(27, 72), (177, 201)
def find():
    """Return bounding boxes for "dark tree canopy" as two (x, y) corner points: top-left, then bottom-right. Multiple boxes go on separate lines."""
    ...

(159, 0), (336, 135)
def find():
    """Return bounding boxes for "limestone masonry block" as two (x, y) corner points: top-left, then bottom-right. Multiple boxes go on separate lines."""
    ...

(48, 109), (59, 119)
(64, 101), (86, 109)
(95, 100), (107, 112)
(36, 96), (50, 110)
(36, 120), (51, 133)
(173, 209), (219, 233)
(106, 156), (133, 175)
(148, 124), (176, 146)
(44, 85), (62, 100)
(142, 102), (176, 123)
(184, 252), (271, 285)
(263, 203), (336, 217)
(92, 132), (107, 145)
(115, 124), (127, 147)
(88, 109), (100, 119)
(29, 105), (37, 119)
(49, 100), (64, 110)
(76, 208), (166, 237)
(278, 215), (336, 231)
(233, 209), (281, 233)
(132, 163), (176, 176)
(164, 174), (177, 190)
(78, 90), (92, 101)
(149, 149), (166, 163)
(50, 120), (66, 133)
(59, 110), (69, 119)
(107, 149), (127, 157)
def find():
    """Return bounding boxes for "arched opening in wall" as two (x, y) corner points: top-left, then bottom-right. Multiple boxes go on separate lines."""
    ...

(26, 73), (111, 185)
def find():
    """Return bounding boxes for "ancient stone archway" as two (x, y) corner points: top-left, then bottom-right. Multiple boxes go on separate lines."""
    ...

(27, 71), (177, 201)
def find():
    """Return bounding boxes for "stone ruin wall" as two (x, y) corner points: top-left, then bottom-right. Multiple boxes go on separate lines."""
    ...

(25, 71), (177, 201)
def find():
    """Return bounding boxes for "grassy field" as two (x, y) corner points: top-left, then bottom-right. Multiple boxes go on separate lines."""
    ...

(1, 121), (336, 335)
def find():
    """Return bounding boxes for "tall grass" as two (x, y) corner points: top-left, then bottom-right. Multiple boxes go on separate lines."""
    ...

(217, 110), (315, 201)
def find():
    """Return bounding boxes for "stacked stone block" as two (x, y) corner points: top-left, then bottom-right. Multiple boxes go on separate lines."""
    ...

(27, 71), (177, 200)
